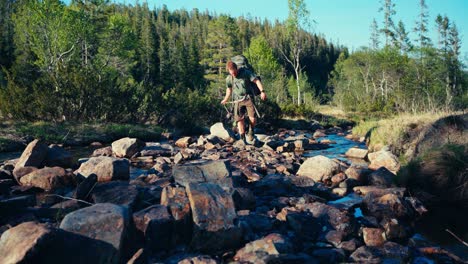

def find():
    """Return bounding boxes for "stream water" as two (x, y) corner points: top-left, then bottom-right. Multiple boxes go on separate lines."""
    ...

(0, 134), (466, 259)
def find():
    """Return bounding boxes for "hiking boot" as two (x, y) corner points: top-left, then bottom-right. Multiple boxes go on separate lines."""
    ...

(240, 133), (247, 144)
(247, 128), (255, 142)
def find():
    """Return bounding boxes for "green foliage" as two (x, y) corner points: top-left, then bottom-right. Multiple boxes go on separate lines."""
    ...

(0, 0), (347, 126)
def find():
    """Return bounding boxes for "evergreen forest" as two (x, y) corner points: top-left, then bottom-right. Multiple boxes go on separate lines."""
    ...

(0, 0), (466, 131)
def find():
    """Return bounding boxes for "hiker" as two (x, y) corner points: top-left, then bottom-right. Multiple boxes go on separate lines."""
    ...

(221, 59), (267, 142)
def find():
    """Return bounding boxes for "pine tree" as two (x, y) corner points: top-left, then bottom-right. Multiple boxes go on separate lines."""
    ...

(379, 0), (396, 47)
(414, 0), (431, 49)
(369, 18), (380, 50)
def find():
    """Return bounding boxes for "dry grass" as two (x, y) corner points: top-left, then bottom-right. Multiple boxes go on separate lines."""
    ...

(352, 111), (463, 152)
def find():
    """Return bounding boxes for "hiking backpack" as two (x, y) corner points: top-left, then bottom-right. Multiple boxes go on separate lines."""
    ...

(231, 55), (262, 96)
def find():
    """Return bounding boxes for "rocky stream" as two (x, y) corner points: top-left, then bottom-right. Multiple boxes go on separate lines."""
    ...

(0, 122), (466, 263)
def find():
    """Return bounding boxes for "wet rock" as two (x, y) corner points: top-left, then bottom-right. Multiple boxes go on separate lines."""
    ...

(91, 181), (140, 210)
(92, 146), (113, 157)
(12, 139), (48, 181)
(111, 137), (144, 158)
(345, 147), (369, 159)
(60, 203), (130, 254)
(210, 122), (235, 142)
(75, 156), (130, 182)
(19, 167), (72, 191)
(233, 233), (294, 262)
(161, 186), (192, 244)
(172, 160), (233, 188)
(313, 131), (326, 138)
(0, 221), (118, 264)
(363, 227), (386, 247)
(368, 149), (401, 173)
(186, 183), (241, 252)
(297, 155), (341, 182)
(368, 167), (396, 187)
(44, 144), (74, 168)
(133, 205), (174, 250)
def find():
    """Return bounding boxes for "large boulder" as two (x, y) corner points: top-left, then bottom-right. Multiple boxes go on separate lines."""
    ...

(74, 156), (130, 182)
(210, 122), (235, 142)
(368, 149), (400, 173)
(0, 221), (118, 264)
(12, 139), (48, 181)
(172, 160), (233, 188)
(186, 183), (242, 252)
(60, 203), (130, 254)
(19, 166), (73, 191)
(44, 144), (74, 168)
(111, 137), (144, 158)
(296, 155), (341, 182)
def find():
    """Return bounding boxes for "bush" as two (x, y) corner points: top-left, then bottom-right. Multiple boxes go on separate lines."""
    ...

(398, 144), (468, 203)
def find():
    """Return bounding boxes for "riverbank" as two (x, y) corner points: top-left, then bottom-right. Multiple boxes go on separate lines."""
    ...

(0, 121), (164, 152)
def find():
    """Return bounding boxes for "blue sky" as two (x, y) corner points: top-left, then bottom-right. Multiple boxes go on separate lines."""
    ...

(72, 0), (468, 63)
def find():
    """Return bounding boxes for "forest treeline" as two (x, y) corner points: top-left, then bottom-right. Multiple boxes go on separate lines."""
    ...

(0, 0), (466, 130)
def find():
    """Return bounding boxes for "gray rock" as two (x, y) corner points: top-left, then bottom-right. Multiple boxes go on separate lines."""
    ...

(60, 203), (130, 254)
(91, 181), (140, 210)
(297, 155), (341, 182)
(92, 146), (113, 157)
(368, 149), (401, 173)
(345, 147), (369, 159)
(74, 156), (130, 182)
(210, 122), (235, 142)
(19, 167), (72, 191)
(172, 160), (233, 188)
(0, 221), (118, 264)
(111, 137), (144, 158)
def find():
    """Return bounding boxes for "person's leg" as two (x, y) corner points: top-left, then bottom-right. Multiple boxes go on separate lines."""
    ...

(245, 100), (256, 141)
(235, 102), (247, 141)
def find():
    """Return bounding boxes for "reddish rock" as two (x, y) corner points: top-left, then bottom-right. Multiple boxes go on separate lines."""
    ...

(186, 183), (241, 252)
(0, 221), (117, 264)
(161, 186), (192, 244)
(175, 137), (193, 148)
(19, 167), (72, 191)
(133, 205), (174, 250)
(12, 139), (48, 180)
(363, 227), (386, 247)
(234, 233), (293, 262)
